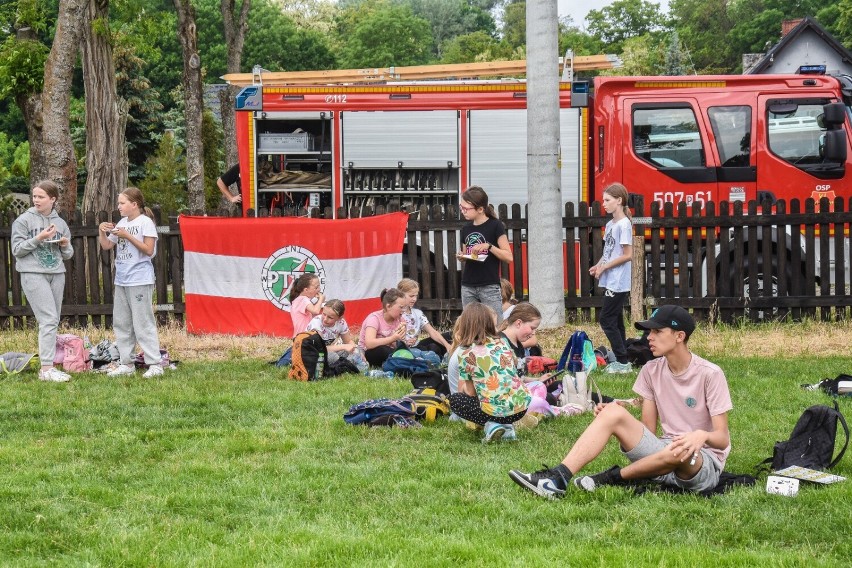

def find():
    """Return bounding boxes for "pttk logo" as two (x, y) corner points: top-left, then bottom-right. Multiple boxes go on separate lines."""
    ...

(261, 245), (326, 311)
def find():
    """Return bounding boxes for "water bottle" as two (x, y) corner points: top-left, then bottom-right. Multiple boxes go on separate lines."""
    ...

(367, 370), (394, 379)
(315, 353), (325, 379)
(83, 335), (92, 350)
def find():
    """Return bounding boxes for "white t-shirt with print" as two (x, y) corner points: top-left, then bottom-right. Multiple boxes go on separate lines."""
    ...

(108, 214), (157, 286)
(306, 315), (351, 345)
(402, 308), (429, 343)
(599, 216), (633, 293)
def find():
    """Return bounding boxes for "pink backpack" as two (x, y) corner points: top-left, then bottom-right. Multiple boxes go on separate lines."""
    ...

(54, 334), (91, 372)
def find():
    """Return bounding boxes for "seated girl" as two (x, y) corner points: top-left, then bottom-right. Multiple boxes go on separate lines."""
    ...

(448, 303), (532, 442)
(306, 299), (368, 373)
(358, 288), (408, 367)
(289, 273), (324, 335)
(397, 278), (452, 366)
(500, 280), (542, 356)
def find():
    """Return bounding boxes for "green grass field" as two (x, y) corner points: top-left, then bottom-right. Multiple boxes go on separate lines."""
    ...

(0, 329), (851, 566)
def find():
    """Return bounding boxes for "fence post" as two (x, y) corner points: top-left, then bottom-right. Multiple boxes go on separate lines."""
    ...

(631, 235), (645, 323)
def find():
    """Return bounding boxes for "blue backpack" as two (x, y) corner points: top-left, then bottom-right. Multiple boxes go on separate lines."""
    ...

(557, 330), (597, 373)
(382, 348), (429, 377)
(343, 397), (419, 427)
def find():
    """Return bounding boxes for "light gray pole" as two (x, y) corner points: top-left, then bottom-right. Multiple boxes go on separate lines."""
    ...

(526, 0), (565, 328)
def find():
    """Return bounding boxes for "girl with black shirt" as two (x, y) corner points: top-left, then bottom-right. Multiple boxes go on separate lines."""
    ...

(456, 186), (512, 323)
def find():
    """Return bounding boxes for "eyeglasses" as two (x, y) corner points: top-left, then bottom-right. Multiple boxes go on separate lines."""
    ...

(459, 204), (475, 213)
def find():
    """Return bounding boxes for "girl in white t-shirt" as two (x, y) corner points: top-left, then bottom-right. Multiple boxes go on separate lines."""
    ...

(589, 183), (634, 374)
(306, 299), (368, 372)
(396, 278), (451, 366)
(288, 273), (324, 335)
(98, 187), (163, 378)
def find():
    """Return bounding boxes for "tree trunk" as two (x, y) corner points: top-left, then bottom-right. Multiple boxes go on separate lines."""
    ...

(219, 0), (251, 203)
(174, 0), (206, 214)
(81, 0), (129, 214)
(42, 0), (86, 213)
(18, 91), (45, 186)
(12, 27), (46, 187)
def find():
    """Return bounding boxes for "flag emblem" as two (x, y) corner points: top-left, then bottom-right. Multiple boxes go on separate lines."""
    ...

(261, 245), (327, 311)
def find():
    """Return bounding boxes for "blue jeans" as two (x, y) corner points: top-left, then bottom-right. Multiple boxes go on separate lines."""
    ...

(461, 284), (504, 323)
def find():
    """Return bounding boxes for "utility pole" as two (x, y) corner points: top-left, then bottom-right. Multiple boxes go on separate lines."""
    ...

(526, 0), (565, 328)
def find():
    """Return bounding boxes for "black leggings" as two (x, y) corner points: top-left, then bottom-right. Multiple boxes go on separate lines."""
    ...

(600, 290), (629, 363)
(449, 393), (527, 425)
(364, 340), (406, 367)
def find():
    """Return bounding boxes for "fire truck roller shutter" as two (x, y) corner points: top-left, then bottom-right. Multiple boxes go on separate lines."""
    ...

(468, 108), (583, 209)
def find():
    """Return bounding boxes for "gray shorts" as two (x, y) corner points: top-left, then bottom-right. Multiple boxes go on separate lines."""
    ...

(622, 427), (722, 493)
(461, 284), (504, 323)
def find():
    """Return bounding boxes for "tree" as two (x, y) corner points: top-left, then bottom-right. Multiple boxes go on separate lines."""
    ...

(501, 0), (525, 49)
(338, 2), (433, 68)
(173, 0), (206, 214)
(81, 0), (129, 213)
(664, 30), (687, 75)
(586, 0), (665, 52)
(43, 0), (86, 212)
(440, 30), (506, 63)
(405, 0), (497, 59)
(669, 0), (735, 73)
(218, 0), (250, 182)
(0, 1), (49, 187)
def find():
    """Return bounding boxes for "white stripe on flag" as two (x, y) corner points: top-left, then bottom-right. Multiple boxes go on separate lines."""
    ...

(185, 251), (402, 302)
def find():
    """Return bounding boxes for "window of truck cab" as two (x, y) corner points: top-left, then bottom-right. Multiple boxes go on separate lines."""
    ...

(632, 105), (705, 169)
(766, 99), (833, 168)
(708, 106), (752, 167)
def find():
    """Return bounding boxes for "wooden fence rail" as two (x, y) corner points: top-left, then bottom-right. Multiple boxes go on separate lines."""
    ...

(1, 198), (850, 331)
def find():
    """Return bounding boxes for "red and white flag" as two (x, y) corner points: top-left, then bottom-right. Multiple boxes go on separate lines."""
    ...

(181, 213), (408, 337)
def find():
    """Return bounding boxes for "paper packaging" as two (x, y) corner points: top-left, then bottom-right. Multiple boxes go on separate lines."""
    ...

(766, 475), (799, 497)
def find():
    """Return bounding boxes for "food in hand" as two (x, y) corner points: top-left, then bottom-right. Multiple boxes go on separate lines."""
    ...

(470, 252), (478, 260)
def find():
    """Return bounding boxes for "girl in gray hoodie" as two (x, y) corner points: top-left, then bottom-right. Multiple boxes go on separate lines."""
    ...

(11, 180), (75, 382)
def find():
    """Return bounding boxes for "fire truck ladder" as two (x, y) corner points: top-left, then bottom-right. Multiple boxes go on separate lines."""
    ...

(221, 54), (621, 86)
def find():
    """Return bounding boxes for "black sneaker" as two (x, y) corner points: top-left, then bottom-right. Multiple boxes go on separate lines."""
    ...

(508, 465), (568, 499)
(573, 466), (623, 492)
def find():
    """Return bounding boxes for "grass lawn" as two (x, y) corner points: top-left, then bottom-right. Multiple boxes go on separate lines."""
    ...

(0, 324), (851, 566)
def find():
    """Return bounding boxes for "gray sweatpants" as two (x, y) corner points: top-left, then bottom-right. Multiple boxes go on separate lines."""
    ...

(113, 285), (162, 365)
(20, 272), (65, 366)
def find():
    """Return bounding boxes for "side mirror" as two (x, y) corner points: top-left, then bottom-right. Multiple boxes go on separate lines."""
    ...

(821, 102), (846, 129)
(822, 129), (847, 162)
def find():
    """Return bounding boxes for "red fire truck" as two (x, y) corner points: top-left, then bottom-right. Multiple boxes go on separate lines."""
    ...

(227, 66), (851, 298)
(228, 70), (851, 215)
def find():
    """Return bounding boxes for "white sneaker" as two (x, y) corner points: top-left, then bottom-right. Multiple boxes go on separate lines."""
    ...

(142, 364), (164, 378)
(107, 364), (136, 377)
(39, 367), (70, 382)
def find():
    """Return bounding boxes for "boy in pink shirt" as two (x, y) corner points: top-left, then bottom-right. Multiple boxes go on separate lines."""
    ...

(509, 305), (732, 498)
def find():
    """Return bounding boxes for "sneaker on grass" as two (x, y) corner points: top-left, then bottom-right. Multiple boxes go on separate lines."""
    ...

(508, 465), (570, 499)
(107, 364), (135, 377)
(39, 367), (70, 382)
(604, 361), (633, 374)
(482, 421), (510, 443)
(142, 364), (164, 378)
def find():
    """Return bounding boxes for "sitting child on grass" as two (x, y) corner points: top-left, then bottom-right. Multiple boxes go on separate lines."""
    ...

(397, 278), (451, 367)
(306, 299), (368, 373)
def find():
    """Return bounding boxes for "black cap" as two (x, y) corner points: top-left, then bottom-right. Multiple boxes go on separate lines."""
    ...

(635, 305), (695, 338)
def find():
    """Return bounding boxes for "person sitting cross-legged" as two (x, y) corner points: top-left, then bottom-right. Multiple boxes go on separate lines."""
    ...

(508, 305), (732, 498)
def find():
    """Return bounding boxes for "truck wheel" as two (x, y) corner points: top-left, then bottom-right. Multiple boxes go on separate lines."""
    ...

(728, 259), (793, 321)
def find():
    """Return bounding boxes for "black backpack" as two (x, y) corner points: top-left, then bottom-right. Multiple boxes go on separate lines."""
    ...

(288, 331), (328, 381)
(410, 369), (450, 396)
(759, 402), (849, 472)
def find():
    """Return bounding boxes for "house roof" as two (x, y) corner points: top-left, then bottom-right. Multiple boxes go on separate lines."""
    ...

(746, 16), (852, 74)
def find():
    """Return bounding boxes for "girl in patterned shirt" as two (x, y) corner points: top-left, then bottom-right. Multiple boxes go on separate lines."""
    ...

(447, 302), (532, 443)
